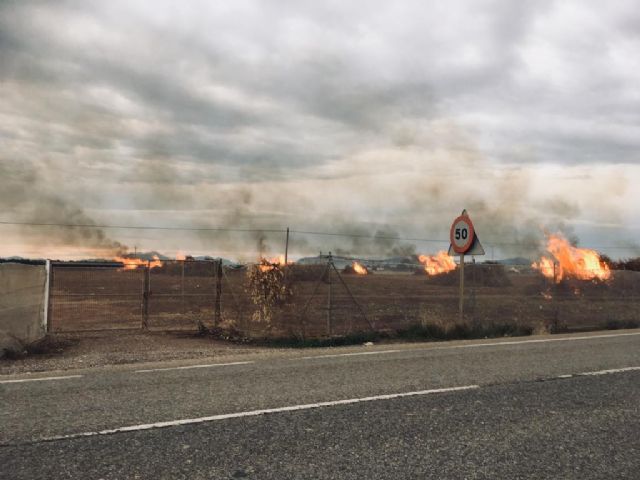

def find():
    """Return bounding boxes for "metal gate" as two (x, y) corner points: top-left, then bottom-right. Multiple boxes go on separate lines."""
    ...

(48, 260), (220, 332)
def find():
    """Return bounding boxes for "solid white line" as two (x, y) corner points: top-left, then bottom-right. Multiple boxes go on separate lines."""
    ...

(580, 366), (640, 376)
(0, 375), (83, 385)
(299, 349), (401, 360)
(295, 331), (640, 362)
(135, 361), (254, 373)
(430, 331), (640, 352)
(40, 385), (479, 442)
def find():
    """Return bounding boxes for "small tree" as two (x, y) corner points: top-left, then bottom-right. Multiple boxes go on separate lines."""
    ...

(246, 260), (292, 328)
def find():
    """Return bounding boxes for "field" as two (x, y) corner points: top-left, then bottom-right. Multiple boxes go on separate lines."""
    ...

(48, 262), (640, 339)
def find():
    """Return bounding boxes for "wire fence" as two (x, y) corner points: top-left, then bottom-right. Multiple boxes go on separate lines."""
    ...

(48, 260), (219, 332)
(47, 258), (640, 337)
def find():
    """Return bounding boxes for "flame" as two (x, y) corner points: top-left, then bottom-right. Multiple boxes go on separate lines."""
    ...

(352, 261), (368, 275)
(176, 251), (187, 261)
(418, 251), (457, 276)
(532, 233), (611, 283)
(114, 255), (163, 270)
(257, 255), (287, 272)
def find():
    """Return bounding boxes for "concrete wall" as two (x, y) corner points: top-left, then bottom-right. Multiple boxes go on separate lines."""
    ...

(0, 263), (47, 344)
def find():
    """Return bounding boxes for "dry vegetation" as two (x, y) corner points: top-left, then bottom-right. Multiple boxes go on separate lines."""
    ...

(47, 262), (640, 341)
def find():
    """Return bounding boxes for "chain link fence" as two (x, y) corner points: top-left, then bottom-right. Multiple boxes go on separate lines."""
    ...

(47, 258), (640, 337)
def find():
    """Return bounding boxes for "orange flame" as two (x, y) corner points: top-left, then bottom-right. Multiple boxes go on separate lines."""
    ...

(257, 255), (287, 272)
(418, 251), (457, 276)
(352, 261), (368, 275)
(532, 233), (611, 283)
(114, 255), (163, 270)
(176, 251), (187, 261)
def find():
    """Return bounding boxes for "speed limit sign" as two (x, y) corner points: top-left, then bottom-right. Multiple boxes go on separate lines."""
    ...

(450, 214), (475, 254)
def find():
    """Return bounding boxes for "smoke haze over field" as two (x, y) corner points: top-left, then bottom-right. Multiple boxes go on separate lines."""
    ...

(1, 1), (639, 260)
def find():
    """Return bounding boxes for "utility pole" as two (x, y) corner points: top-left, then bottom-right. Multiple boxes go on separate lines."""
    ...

(284, 227), (290, 265)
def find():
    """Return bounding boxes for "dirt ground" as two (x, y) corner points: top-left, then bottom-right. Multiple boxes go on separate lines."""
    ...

(0, 330), (271, 376)
(44, 264), (640, 341)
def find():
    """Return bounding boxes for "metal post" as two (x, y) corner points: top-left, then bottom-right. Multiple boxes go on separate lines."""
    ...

(142, 261), (150, 330)
(327, 253), (333, 337)
(284, 227), (290, 266)
(331, 261), (374, 332)
(459, 254), (465, 322)
(214, 260), (222, 327)
(471, 256), (477, 322)
(43, 259), (51, 333)
(181, 260), (185, 315)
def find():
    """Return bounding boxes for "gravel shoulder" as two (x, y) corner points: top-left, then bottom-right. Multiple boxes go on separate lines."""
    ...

(0, 331), (273, 375)
(3, 328), (639, 377)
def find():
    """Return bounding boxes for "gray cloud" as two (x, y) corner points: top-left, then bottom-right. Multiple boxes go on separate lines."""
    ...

(0, 0), (639, 259)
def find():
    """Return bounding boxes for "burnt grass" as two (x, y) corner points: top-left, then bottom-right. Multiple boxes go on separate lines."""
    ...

(1, 335), (79, 360)
(206, 320), (534, 348)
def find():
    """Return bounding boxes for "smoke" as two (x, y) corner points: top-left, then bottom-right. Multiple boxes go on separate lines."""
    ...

(0, 159), (127, 257)
(2, 119), (635, 262)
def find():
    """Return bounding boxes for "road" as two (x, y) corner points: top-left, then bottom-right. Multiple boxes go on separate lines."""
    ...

(1, 330), (640, 479)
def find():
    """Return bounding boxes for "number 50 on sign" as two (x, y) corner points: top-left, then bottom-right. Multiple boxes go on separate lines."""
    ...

(450, 215), (475, 254)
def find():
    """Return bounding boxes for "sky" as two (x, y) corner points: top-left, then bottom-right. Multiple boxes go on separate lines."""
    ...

(1, 0), (639, 260)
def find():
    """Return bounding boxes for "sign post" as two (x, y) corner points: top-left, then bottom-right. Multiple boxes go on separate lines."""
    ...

(448, 210), (484, 321)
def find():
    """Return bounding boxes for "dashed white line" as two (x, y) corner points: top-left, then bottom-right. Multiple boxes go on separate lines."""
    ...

(135, 361), (254, 373)
(291, 332), (640, 360)
(0, 375), (83, 385)
(445, 331), (640, 350)
(298, 331), (640, 361)
(39, 384), (479, 442)
(299, 349), (401, 360)
(580, 366), (640, 376)
(555, 366), (640, 380)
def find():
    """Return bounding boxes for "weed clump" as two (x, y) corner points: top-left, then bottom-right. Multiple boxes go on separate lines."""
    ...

(246, 260), (292, 328)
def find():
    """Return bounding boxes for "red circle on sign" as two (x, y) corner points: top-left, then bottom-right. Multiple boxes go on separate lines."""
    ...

(450, 215), (475, 254)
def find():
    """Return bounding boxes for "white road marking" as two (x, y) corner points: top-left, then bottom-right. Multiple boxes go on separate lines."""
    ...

(0, 375), (83, 385)
(135, 361), (254, 373)
(39, 385), (479, 442)
(299, 349), (401, 360)
(298, 331), (640, 361)
(444, 331), (640, 350)
(580, 366), (640, 376)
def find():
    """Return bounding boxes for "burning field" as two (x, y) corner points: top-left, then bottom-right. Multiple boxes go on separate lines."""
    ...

(44, 237), (640, 339)
(418, 251), (457, 276)
(344, 261), (370, 275)
(532, 233), (612, 283)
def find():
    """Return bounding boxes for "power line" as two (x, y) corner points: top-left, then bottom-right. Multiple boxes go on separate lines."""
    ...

(0, 219), (636, 250)
(289, 229), (446, 244)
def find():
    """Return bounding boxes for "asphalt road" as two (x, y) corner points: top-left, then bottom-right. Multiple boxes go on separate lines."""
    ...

(2, 331), (640, 479)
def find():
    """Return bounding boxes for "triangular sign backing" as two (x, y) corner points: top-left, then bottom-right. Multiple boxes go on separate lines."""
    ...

(448, 209), (485, 256)
(448, 233), (485, 256)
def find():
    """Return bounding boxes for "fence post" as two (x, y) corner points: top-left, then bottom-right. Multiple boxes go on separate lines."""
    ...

(181, 260), (185, 315)
(327, 253), (333, 337)
(43, 259), (52, 333)
(142, 261), (150, 330)
(214, 260), (222, 327)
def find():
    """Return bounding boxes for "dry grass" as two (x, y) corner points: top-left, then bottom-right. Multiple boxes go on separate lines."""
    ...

(47, 264), (640, 341)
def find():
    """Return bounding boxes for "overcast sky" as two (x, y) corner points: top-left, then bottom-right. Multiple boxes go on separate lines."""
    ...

(1, 0), (639, 260)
